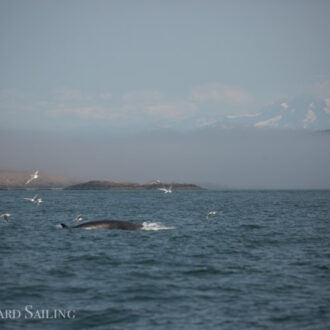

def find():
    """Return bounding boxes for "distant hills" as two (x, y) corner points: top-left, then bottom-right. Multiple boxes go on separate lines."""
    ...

(0, 172), (203, 190)
(224, 95), (330, 130)
(0, 171), (77, 190)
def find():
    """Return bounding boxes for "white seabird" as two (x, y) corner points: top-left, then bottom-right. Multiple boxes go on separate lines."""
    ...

(23, 194), (39, 203)
(25, 170), (39, 185)
(1, 213), (11, 223)
(157, 185), (172, 194)
(206, 211), (217, 220)
(74, 214), (83, 222)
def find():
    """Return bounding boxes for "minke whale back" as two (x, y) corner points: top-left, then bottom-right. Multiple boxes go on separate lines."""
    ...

(60, 220), (142, 230)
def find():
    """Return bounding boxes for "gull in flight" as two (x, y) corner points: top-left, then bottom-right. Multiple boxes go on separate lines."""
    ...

(25, 170), (39, 185)
(35, 198), (43, 206)
(157, 185), (173, 194)
(206, 211), (217, 220)
(1, 213), (11, 223)
(24, 194), (39, 203)
(149, 179), (161, 185)
(74, 214), (83, 222)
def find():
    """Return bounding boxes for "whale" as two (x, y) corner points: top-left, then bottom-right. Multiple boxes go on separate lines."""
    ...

(60, 220), (143, 230)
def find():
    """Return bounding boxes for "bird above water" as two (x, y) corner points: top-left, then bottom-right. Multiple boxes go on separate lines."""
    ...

(23, 194), (39, 203)
(74, 214), (83, 222)
(1, 214), (11, 223)
(25, 170), (39, 185)
(206, 211), (217, 220)
(157, 185), (173, 194)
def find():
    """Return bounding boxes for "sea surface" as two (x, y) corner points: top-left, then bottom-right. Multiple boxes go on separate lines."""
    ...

(0, 190), (330, 330)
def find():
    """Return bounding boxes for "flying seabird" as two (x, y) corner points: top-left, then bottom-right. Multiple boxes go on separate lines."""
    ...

(74, 214), (83, 222)
(157, 185), (172, 194)
(25, 170), (39, 185)
(23, 194), (39, 203)
(206, 211), (217, 220)
(1, 213), (11, 223)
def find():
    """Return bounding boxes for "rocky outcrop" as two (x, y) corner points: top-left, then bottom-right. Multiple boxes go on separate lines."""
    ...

(65, 180), (204, 190)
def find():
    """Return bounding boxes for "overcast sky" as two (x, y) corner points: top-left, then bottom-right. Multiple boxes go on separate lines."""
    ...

(0, 128), (329, 189)
(1, 0), (330, 133)
(1, 1), (330, 188)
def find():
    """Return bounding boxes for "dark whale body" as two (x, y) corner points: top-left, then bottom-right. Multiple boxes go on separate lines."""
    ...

(60, 220), (142, 230)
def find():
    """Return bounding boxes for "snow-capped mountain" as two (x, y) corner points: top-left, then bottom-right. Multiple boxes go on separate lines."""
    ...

(225, 96), (330, 130)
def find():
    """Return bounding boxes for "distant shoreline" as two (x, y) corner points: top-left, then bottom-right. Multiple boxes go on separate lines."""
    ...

(65, 180), (204, 191)
(0, 175), (204, 190)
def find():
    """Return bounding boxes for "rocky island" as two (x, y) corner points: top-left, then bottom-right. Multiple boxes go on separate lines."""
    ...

(64, 180), (204, 190)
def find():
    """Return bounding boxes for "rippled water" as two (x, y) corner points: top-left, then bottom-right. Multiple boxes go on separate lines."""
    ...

(0, 190), (330, 329)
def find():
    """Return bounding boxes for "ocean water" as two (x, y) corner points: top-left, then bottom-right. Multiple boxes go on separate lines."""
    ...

(0, 190), (330, 330)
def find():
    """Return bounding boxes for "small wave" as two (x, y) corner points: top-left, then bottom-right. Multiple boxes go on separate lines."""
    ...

(141, 221), (175, 231)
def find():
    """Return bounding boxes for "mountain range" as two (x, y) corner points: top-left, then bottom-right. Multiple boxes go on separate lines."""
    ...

(223, 95), (330, 130)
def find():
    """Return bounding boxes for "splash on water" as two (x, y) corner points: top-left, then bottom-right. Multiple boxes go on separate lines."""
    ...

(141, 221), (175, 231)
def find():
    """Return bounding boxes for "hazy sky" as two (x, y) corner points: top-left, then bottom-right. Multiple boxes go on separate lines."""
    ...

(1, 1), (330, 188)
(1, 128), (330, 189)
(1, 0), (330, 133)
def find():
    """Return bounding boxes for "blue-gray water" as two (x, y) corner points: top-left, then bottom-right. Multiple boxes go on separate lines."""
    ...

(0, 190), (330, 330)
